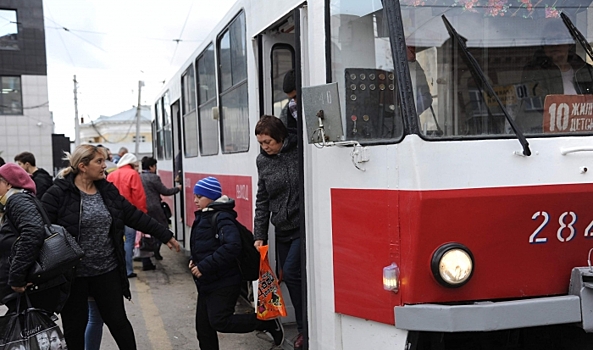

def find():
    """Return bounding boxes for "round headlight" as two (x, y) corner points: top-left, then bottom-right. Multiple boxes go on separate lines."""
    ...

(431, 243), (474, 288)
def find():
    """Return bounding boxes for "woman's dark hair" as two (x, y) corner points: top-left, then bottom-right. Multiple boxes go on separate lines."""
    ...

(141, 156), (157, 170)
(0, 157), (5, 167)
(254, 115), (288, 143)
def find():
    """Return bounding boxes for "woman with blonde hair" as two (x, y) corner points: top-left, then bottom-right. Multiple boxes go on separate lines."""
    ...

(41, 144), (181, 350)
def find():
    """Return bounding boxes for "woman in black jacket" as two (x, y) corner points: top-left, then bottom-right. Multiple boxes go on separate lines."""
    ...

(0, 163), (67, 313)
(41, 144), (180, 350)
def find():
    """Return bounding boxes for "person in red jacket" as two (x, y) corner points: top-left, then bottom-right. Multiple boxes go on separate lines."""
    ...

(107, 153), (155, 275)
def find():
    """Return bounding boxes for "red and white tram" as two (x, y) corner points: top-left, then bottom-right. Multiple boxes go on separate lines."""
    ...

(153, 0), (593, 348)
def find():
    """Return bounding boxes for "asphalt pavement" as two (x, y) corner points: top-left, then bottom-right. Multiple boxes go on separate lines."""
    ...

(95, 245), (298, 349)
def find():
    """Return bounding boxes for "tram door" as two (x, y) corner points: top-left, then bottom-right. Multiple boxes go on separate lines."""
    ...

(170, 100), (185, 242)
(259, 15), (297, 325)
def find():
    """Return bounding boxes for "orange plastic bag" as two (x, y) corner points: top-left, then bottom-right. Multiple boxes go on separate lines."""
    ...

(256, 245), (287, 320)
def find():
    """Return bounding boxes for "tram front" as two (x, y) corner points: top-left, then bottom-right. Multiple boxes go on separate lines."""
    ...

(315, 0), (593, 348)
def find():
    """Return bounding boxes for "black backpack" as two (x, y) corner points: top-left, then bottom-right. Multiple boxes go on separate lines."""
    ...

(211, 212), (260, 281)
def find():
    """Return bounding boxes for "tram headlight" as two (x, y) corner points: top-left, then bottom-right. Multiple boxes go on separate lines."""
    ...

(431, 243), (474, 288)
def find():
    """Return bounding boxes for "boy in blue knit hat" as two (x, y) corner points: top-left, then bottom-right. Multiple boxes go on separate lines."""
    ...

(188, 176), (284, 349)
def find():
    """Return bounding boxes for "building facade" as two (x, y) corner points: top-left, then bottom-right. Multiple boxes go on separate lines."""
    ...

(79, 105), (153, 159)
(0, 0), (53, 170)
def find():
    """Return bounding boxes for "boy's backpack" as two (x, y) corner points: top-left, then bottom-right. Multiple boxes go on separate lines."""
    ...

(211, 212), (260, 281)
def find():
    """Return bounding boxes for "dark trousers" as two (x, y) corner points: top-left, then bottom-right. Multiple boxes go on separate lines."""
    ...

(60, 269), (136, 350)
(196, 283), (263, 350)
(277, 238), (303, 332)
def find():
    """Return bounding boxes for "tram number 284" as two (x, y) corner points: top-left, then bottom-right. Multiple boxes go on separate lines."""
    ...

(529, 211), (593, 244)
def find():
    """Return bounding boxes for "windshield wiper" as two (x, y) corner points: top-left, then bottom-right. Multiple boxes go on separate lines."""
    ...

(561, 13), (593, 63)
(441, 15), (531, 156)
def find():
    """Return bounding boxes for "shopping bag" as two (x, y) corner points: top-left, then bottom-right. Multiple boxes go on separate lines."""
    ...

(0, 294), (67, 350)
(134, 231), (154, 259)
(256, 245), (287, 320)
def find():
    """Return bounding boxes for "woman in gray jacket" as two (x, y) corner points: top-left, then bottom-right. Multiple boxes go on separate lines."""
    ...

(140, 156), (181, 260)
(253, 115), (303, 350)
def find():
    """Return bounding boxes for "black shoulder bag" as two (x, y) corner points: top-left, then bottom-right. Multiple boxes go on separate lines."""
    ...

(9, 197), (85, 285)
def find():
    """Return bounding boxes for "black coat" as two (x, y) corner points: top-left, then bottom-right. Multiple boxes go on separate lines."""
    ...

(41, 173), (173, 299)
(32, 168), (53, 200)
(190, 197), (242, 293)
(0, 191), (46, 301)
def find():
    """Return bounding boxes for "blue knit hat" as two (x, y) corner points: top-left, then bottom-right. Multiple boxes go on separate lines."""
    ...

(193, 176), (222, 200)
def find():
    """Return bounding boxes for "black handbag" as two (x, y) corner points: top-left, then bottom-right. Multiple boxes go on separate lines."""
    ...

(161, 201), (172, 219)
(139, 233), (157, 252)
(10, 198), (85, 285)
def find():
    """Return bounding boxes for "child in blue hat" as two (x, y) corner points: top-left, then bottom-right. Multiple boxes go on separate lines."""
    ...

(188, 177), (284, 349)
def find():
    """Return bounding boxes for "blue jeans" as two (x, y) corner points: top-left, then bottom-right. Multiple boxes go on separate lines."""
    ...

(85, 299), (103, 350)
(276, 238), (303, 333)
(124, 226), (135, 275)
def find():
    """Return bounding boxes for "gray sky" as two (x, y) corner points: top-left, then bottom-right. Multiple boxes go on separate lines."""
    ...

(44, 0), (237, 139)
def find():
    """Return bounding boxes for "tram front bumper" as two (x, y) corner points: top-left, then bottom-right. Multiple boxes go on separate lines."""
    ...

(394, 267), (593, 333)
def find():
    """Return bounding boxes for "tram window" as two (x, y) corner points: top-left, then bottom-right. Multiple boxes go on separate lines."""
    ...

(400, 0), (593, 138)
(218, 12), (249, 153)
(271, 46), (295, 119)
(162, 92), (173, 160)
(182, 65), (198, 158)
(197, 43), (219, 156)
(154, 99), (164, 160)
(332, 0), (593, 139)
(330, 0), (404, 144)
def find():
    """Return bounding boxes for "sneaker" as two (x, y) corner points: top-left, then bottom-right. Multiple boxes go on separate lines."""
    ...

(265, 318), (284, 346)
(294, 333), (304, 350)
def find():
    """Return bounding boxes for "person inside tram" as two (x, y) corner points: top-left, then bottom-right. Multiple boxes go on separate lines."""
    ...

(517, 20), (593, 133)
(280, 69), (298, 131)
(407, 46), (433, 115)
(254, 115), (304, 350)
(188, 176), (284, 349)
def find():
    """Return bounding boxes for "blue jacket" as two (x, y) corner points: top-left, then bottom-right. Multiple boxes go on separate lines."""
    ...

(190, 196), (242, 292)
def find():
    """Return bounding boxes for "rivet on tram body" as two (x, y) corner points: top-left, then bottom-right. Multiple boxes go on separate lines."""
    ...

(581, 166), (588, 174)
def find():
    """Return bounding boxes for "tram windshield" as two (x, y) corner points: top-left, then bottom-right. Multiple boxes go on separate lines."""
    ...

(330, 0), (593, 142)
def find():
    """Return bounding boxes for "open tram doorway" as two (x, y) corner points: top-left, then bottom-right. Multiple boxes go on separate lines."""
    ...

(170, 100), (185, 242)
(257, 7), (309, 350)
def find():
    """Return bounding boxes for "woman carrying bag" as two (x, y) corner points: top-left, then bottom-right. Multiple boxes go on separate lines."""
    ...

(0, 163), (69, 314)
(41, 145), (181, 350)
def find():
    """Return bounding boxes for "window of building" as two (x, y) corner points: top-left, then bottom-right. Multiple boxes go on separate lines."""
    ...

(1, 76), (22, 115)
(133, 135), (146, 143)
(0, 10), (18, 50)
(218, 11), (249, 153)
(197, 43), (219, 156)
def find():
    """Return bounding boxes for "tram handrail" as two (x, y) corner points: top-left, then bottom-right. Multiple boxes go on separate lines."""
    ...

(561, 147), (593, 155)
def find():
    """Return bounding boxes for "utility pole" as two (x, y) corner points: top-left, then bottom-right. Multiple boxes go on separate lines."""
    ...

(73, 75), (80, 146)
(134, 80), (144, 155)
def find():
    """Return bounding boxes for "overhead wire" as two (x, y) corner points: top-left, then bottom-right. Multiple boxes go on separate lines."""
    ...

(44, 10), (75, 66)
(170, 2), (194, 66)
(44, 17), (107, 53)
